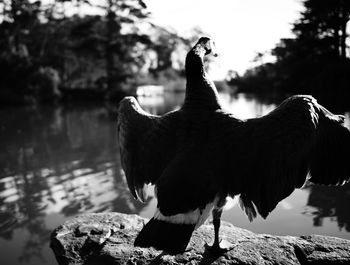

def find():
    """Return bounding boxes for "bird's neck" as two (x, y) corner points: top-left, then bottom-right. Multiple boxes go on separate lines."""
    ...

(183, 46), (221, 110)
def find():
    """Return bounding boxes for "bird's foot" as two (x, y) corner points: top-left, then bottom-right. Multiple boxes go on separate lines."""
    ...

(205, 239), (234, 256)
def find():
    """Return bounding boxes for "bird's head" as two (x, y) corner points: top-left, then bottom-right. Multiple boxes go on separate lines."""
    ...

(117, 96), (141, 115)
(196, 37), (218, 57)
(118, 96), (136, 110)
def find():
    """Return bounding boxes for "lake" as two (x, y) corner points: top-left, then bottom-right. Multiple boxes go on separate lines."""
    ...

(0, 92), (350, 265)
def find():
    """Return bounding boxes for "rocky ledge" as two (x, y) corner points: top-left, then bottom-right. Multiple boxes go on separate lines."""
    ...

(50, 212), (350, 265)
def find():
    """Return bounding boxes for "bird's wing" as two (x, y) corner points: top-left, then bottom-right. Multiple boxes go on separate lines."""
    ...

(222, 95), (350, 220)
(117, 97), (178, 202)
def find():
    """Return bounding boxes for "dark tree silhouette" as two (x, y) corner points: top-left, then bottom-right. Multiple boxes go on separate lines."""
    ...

(234, 0), (350, 95)
(102, 0), (150, 91)
(298, 0), (350, 59)
(0, 0), (191, 104)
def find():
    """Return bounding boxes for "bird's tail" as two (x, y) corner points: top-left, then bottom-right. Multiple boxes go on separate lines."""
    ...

(134, 218), (195, 254)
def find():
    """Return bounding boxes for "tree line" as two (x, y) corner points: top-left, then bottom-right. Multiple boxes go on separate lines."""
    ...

(227, 0), (350, 96)
(0, 0), (197, 105)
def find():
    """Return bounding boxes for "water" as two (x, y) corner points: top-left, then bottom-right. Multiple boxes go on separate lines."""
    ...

(0, 92), (349, 265)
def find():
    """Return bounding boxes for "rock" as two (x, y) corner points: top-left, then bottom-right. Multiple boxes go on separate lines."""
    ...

(50, 212), (350, 265)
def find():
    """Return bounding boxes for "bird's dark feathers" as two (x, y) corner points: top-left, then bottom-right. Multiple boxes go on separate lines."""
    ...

(222, 95), (350, 218)
(118, 36), (350, 225)
(135, 218), (195, 254)
(117, 97), (178, 201)
(196, 36), (215, 55)
(239, 193), (257, 222)
(118, 38), (350, 254)
(118, 94), (350, 220)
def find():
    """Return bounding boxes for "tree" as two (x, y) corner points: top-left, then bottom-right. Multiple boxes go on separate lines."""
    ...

(0, 0), (42, 95)
(290, 0), (350, 60)
(67, 0), (152, 91)
(100, 0), (150, 90)
(300, 0), (350, 59)
(0, 0), (195, 103)
(236, 0), (350, 94)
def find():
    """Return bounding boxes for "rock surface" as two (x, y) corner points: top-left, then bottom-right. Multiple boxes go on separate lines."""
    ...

(50, 212), (350, 265)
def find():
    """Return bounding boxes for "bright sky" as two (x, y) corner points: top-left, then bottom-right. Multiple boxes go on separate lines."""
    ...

(145, 0), (304, 79)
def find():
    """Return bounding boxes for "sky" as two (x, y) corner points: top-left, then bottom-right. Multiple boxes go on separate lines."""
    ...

(145, 0), (304, 79)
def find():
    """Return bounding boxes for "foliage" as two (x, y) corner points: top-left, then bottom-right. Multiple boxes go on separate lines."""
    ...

(231, 0), (350, 95)
(0, 0), (193, 104)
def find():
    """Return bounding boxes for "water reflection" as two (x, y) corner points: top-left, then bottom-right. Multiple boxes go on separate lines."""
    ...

(0, 93), (349, 265)
(0, 104), (146, 265)
(220, 93), (276, 119)
(307, 182), (350, 232)
(137, 91), (185, 114)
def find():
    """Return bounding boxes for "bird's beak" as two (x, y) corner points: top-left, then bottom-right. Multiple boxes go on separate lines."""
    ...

(210, 39), (218, 57)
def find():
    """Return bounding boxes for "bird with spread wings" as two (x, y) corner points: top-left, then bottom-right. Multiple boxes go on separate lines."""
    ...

(117, 37), (350, 255)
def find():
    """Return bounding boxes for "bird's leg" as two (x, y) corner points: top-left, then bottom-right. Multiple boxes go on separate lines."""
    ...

(211, 208), (222, 249)
(205, 198), (234, 255)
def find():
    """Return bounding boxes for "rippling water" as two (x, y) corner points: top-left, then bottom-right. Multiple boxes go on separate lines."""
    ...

(0, 92), (349, 265)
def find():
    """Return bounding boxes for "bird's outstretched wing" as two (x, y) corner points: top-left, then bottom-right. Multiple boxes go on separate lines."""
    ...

(117, 97), (178, 202)
(222, 95), (350, 219)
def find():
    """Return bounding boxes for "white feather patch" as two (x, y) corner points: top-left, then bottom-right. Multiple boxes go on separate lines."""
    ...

(136, 183), (151, 202)
(223, 196), (238, 210)
(154, 197), (219, 229)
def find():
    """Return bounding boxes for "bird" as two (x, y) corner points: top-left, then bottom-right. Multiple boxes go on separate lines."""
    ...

(117, 37), (350, 255)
